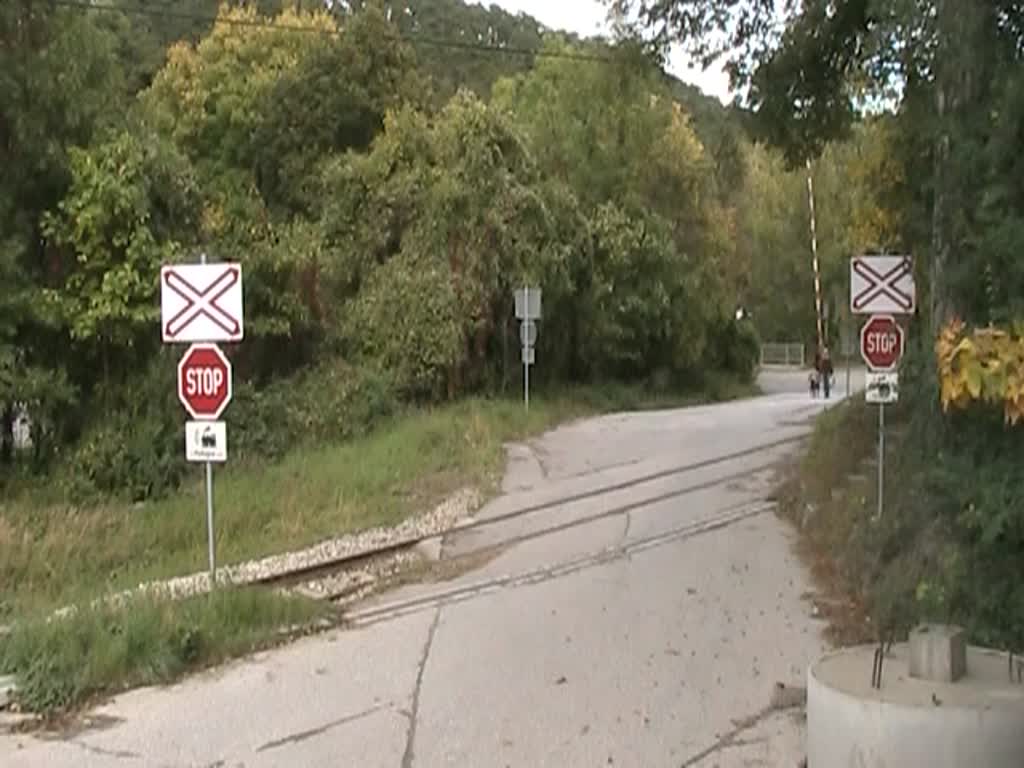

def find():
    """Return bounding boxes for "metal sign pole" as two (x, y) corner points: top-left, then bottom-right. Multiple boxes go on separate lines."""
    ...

(199, 251), (217, 588)
(206, 460), (216, 582)
(523, 287), (529, 411)
(877, 402), (885, 519)
(845, 305), (852, 397)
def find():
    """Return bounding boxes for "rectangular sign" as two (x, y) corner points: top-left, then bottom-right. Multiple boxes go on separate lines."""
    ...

(522, 347), (535, 365)
(866, 372), (899, 404)
(514, 287), (542, 320)
(185, 421), (227, 463)
(850, 256), (915, 315)
(161, 263), (244, 343)
(519, 320), (537, 347)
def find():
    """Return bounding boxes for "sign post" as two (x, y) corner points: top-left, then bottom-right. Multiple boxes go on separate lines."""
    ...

(161, 253), (243, 587)
(852, 254), (913, 521)
(514, 287), (541, 411)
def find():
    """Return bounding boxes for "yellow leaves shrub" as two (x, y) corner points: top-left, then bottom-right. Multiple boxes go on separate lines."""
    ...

(936, 318), (1024, 424)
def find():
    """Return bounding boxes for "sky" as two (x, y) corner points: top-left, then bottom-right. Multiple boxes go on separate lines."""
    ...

(485, 0), (734, 104)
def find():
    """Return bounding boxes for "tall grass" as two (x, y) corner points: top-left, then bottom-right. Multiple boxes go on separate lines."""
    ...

(0, 589), (327, 715)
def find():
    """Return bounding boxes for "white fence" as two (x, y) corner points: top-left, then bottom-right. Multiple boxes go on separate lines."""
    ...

(759, 342), (806, 368)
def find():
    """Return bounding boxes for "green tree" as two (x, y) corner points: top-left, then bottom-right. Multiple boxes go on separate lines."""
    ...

(140, 3), (427, 378)
(382, 0), (548, 104)
(41, 130), (199, 388)
(321, 93), (574, 397)
(492, 39), (737, 373)
(254, 4), (429, 215)
(0, 3), (127, 464)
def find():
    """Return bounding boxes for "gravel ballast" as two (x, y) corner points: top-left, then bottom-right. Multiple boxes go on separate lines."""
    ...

(52, 487), (483, 617)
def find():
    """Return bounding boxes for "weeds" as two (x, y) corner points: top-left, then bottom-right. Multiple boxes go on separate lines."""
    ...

(0, 588), (327, 715)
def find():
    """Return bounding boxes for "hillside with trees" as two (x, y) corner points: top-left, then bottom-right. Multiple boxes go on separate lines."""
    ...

(0, 0), (883, 505)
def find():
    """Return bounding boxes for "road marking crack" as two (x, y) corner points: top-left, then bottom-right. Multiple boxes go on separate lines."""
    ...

(401, 607), (441, 768)
(678, 707), (774, 766)
(255, 702), (392, 752)
(67, 741), (141, 761)
(678, 686), (805, 767)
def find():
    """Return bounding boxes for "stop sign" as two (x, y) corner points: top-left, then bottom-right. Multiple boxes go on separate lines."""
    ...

(178, 343), (232, 419)
(860, 314), (905, 371)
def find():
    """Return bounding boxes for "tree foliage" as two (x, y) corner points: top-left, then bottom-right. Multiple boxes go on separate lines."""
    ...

(322, 94), (571, 396)
(42, 131), (198, 355)
(0, 0), (862, 502)
(937, 319), (1024, 425)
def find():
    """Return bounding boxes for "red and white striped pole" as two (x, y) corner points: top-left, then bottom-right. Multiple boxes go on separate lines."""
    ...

(806, 158), (824, 353)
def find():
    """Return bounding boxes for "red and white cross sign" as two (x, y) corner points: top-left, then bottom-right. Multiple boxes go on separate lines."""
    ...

(161, 264), (244, 343)
(850, 255), (915, 315)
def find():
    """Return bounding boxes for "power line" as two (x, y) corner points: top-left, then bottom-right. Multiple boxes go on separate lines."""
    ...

(49, 0), (615, 63)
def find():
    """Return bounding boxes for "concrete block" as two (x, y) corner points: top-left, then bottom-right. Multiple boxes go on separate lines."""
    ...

(909, 624), (967, 683)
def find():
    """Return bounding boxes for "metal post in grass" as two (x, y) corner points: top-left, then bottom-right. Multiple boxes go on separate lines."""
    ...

(515, 287), (541, 412)
(163, 251), (241, 593)
(878, 401), (885, 518)
(200, 253), (216, 587)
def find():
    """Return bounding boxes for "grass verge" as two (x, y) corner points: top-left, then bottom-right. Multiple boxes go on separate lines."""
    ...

(0, 588), (329, 716)
(778, 392), (943, 648)
(777, 398), (879, 645)
(2, 378), (757, 620)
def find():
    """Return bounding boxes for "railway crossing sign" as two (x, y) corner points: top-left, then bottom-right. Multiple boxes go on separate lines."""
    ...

(849, 259), (912, 527)
(161, 263), (244, 343)
(850, 255), (915, 315)
(185, 421), (227, 463)
(860, 314), (905, 372)
(866, 372), (899, 404)
(162, 255), (244, 590)
(178, 343), (233, 420)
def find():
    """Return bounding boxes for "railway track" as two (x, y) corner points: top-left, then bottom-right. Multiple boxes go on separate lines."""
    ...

(256, 433), (808, 600)
(343, 498), (779, 627)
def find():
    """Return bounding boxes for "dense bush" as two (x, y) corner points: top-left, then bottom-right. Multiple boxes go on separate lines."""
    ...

(885, 349), (1024, 649)
(801, 341), (1024, 652)
(65, 356), (396, 501)
(65, 355), (184, 502)
(231, 359), (397, 460)
(710, 316), (761, 382)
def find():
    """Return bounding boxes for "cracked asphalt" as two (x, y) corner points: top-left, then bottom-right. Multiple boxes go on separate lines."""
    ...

(1, 368), (861, 767)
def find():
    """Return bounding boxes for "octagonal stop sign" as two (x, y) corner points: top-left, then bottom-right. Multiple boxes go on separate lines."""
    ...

(860, 314), (905, 371)
(178, 343), (232, 419)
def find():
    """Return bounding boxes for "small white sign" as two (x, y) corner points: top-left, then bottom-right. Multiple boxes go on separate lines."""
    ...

(522, 347), (535, 365)
(514, 287), (542, 320)
(866, 372), (899, 404)
(161, 263), (244, 343)
(185, 421), (227, 463)
(520, 320), (538, 347)
(850, 255), (915, 315)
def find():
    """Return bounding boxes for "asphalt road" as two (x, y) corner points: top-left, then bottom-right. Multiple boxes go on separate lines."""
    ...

(1, 368), (863, 768)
